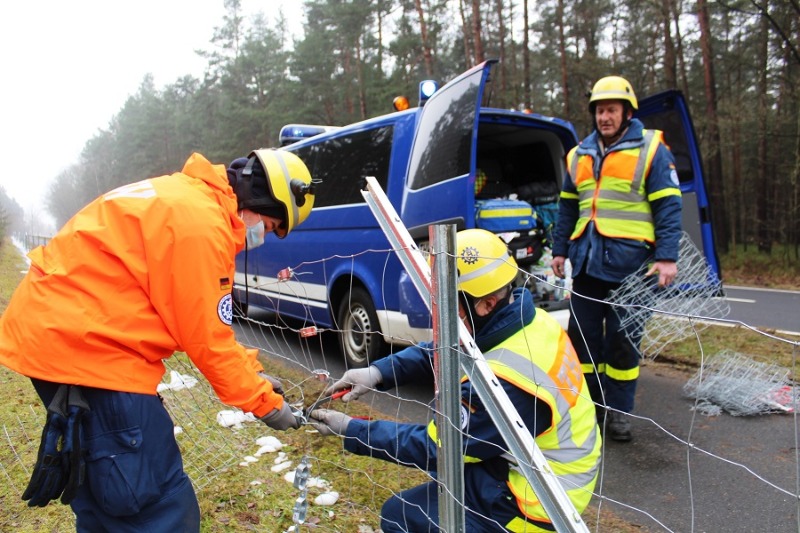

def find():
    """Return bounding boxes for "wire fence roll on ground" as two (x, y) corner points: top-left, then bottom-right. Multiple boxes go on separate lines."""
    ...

(683, 349), (800, 417)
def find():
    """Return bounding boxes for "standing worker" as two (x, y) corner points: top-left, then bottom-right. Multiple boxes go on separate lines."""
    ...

(310, 229), (601, 532)
(551, 75), (682, 442)
(0, 149), (317, 531)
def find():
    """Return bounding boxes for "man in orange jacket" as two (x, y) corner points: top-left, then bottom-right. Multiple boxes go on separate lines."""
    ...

(0, 149), (317, 531)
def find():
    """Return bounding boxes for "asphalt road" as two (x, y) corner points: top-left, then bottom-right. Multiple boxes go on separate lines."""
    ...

(599, 362), (799, 532)
(723, 285), (800, 334)
(239, 301), (800, 532)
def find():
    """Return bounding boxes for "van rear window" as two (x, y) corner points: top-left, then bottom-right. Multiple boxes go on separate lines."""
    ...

(639, 107), (695, 185)
(407, 70), (482, 190)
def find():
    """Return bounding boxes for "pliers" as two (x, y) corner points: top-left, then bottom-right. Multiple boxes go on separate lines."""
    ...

(295, 388), (351, 424)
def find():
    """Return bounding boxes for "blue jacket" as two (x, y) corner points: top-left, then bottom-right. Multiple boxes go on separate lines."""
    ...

(342, 288), (552, 470)
(552, 119), (682, 282)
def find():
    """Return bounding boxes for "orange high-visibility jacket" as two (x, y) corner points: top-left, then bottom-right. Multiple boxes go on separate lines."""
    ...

(0, 153), (283, 418)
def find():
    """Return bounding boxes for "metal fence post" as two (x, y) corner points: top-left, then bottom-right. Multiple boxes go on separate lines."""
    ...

(431, 224), (465, 532)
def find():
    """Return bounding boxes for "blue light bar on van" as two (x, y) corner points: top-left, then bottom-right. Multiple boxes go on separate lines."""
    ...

(279, 124), (338, 146)
(419, 80), (439, 106)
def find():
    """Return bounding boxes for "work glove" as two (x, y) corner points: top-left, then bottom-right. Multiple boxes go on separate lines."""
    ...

(22, 385), (90, 507)
(258, 372), (285, 396)
(260, 400), (300, 431)
(308, 409), (353, 437)
(325, 366), (382, 402)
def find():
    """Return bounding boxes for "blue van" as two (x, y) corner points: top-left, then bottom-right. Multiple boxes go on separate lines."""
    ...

(233, 60), (721, 368)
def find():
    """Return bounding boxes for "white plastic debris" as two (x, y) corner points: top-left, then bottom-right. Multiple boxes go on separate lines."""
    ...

(284, 471), (295, 484)
(255, 445), (276, 456)
(243, 456), (258, 463)
(271, 461), (293, 473)
(314, 491), (339, 506)
(173, 426), (183, 436)
(306, 477), (330, 490)
(216, 410), (257, 428)
(255, 435), (283, 452)
(157, 370), (199, 392)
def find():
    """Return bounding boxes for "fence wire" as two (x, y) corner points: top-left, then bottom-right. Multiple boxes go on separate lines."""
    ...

(1, 243), (799, 532)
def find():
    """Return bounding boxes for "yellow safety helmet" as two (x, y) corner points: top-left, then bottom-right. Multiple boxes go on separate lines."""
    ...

(589, 76), (638, 111)
(455, 229), (518, 298)
(236, 149), (317, 238)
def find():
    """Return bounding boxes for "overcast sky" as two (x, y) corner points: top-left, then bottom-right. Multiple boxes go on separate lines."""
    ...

(0, 0), (303, 222)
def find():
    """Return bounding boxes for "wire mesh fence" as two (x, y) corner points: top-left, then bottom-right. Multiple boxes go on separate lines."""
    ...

(1, 242), (799, 532)
(607, 232), (731, 359)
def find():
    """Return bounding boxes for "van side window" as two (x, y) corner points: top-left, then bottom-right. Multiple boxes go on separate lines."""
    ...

(291, 126), (393, 207)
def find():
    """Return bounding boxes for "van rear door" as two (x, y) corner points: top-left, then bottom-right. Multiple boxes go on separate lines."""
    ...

(636, 90), (722, 286)
(400, 60), (497, 236)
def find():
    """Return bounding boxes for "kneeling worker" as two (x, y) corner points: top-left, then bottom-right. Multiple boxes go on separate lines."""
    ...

(310, 228), (601, 532)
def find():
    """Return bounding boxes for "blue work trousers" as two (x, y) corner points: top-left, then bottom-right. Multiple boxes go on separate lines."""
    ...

(31, 379), (201, 532)
(567, 274), (642, 413)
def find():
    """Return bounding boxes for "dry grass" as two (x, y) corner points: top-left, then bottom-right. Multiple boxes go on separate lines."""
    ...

(720, 244), (800, 290)
(657, 323), (800, 381)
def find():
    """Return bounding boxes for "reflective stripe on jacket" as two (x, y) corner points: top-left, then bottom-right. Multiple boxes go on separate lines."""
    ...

(426, 308), (601, 526)
(566, 129), (666, 243)
(0, 153), (284, 418)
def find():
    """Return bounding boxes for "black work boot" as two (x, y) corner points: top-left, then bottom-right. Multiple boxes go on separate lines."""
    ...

(606, 410), (632, 442)
(595, 406), (606, 427)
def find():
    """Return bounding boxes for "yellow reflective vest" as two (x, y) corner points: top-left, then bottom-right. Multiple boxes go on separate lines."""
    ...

(428, 309), (601, 529)
(566, 129), (665, 243)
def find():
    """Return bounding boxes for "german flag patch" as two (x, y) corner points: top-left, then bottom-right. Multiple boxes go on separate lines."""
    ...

(219, 277), (231, 291)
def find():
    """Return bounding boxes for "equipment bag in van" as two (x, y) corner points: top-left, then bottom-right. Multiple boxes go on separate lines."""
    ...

(475, 199), (536, 232)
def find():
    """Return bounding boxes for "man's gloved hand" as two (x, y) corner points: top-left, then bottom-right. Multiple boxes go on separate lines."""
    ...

(22, 385), (90, 507)
(258, 372), (284, 396)
(260, 400), (300, 430)
(325, 366), (382, 402)
(308, 409), (353, 436)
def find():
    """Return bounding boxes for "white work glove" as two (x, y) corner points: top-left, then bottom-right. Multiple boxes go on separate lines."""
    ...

(325, 366), (382, 402)
(260, 401), (300, 430)
(308, 409), (353, 436)
(258, 372), (285, 396)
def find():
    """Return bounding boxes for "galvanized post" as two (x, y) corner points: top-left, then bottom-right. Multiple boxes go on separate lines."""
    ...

(431, 224), (465, 532)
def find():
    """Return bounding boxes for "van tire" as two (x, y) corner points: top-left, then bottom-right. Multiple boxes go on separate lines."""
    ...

(336, 287), (385, 368)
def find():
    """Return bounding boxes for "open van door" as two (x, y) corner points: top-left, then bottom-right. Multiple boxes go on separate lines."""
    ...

(400, 60), (498, 235)
(636, 90), (722, 287)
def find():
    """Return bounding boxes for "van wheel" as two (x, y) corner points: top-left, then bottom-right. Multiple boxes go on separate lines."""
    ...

(337, 287), (385, 368)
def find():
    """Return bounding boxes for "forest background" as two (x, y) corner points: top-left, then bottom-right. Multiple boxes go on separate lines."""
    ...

(0, 0), (797, 271)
